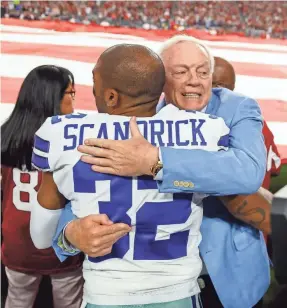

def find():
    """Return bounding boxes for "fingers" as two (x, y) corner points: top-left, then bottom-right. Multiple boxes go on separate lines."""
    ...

(87, 241), (113, 257)
(83, 138), (116, 150)
(130, 116), (142, 138)
(78, 144), (112, 158)
(90, 165), (117, 175)
(88, 214), (113, 225)
(81, 155), (111, 167)
(93, 247), (112, 257)
(88, 225), (131, 257)
(97, 228), (130, 249)
(96, 223), (131, 237)
(102, 229), (130, 244)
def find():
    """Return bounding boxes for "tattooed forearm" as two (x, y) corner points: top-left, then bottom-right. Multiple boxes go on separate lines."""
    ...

(235, 199), (266, 228)
(219, 193), (271, 234)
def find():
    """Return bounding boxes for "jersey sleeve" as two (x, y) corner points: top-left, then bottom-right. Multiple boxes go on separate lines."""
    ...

(32, 117), (62, 172)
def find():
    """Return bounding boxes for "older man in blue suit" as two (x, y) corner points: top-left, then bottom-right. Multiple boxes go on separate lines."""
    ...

(50, 36), (269, 308)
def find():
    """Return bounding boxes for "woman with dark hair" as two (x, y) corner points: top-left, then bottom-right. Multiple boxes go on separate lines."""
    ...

(1, 65), (83, 308)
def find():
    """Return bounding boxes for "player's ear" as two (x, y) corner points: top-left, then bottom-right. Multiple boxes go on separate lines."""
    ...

(104, 88), (119, 108)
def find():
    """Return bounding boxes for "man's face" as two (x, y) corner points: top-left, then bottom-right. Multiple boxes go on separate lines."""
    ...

(60, 83), (75, 115)
(162, 41), (212, 111)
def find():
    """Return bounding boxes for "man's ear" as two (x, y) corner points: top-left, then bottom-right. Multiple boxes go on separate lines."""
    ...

(104, 88), (119, 107)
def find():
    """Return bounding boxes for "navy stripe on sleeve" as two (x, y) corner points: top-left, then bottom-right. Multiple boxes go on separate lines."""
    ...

(32, 152), (50, 170)
(34, 135), (50, 153)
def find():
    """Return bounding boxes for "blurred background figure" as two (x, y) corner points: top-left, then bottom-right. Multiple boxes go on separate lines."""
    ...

(1, 1), (286, 38)
(212, 56), (282, 193)
(1, 65), (83, 308)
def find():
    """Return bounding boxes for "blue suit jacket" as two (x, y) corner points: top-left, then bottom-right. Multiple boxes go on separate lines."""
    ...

(52, 88), (270, 308)
(157, 88), (266, 195)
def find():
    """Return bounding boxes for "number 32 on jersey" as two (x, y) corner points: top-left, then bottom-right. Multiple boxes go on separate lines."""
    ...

(73, 161), (193, 262)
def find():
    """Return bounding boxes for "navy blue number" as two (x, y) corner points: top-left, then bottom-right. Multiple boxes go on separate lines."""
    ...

(73, 161), (192, 262)
(135, 176), (192, 260)
(73, 161), (131, 263)
(51, 113), (87, 124)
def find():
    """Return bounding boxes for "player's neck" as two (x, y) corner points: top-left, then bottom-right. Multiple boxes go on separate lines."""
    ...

(110, 98), (158, 117)
(114, 108), (156, 117)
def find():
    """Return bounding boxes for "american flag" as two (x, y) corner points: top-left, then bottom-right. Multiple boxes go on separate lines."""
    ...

(1, 22), (287, 159)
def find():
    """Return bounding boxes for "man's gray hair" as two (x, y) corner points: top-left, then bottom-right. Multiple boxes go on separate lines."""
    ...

(159, 35), (214, 73)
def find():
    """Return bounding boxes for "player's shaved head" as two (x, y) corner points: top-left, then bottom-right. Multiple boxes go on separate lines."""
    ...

(98, 44), (165, 98)
(93, 44), (165, 115)
(212, 57), (236, 91)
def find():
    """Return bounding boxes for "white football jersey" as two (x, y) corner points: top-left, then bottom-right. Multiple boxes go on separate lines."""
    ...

(32, 105), (229, 305)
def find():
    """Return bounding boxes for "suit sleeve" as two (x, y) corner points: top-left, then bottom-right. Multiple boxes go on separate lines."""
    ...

(157, 98), (266, 195)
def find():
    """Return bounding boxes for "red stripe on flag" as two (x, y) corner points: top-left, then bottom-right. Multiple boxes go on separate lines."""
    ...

(2, 31), (287, 54)
(2, 18), (287, 46)
(1, 30), (144, 41)
(1, 77), (96, 111)
(207, 45), (287, 54)
(1, 41), (106, 64)
(232, 62), (287, 79)
(259, 100), (287, 122)
(2, 77), (286, 123)
(2, 42), (287, 79)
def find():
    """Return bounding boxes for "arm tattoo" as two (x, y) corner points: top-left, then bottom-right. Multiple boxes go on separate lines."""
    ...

(235, 199), (266, 229)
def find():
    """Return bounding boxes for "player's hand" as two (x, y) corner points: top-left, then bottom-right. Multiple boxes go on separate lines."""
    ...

(64, 214), (132, 257)
(78, 117), (159, 176)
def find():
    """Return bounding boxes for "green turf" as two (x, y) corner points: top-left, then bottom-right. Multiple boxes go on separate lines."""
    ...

(270, 164), (287, 194)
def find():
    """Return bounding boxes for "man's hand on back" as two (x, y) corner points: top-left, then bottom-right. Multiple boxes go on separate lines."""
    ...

(65, 214), (132, 257)
(78, 117), (159, 177)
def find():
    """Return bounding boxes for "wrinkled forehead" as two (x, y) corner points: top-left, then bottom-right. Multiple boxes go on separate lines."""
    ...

(161, 41), (209, 68)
